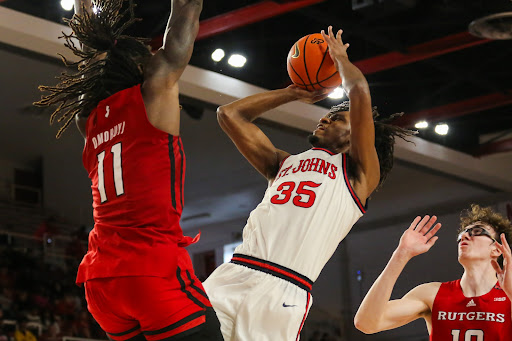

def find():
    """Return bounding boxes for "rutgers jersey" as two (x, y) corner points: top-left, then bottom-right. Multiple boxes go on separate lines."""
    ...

(77, 84), (194, 284)
(431, 280), (512, 340)
(234, 148), (366, 281)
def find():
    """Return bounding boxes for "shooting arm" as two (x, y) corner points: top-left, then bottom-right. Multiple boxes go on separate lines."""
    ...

(322, 27), (379, 199)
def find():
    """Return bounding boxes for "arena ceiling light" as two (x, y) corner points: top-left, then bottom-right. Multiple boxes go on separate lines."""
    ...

(435, 123), (449, 135)
(328, 87), (345, 99)
(211, 49), (225, 62)
(60, 0), (74, 11)
(228, 54), (247, 68)
(414, 121), (429, 129)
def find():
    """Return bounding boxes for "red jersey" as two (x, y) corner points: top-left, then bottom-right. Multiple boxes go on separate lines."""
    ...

(431, 279), (512, 340)
(77, 84), (197, 284)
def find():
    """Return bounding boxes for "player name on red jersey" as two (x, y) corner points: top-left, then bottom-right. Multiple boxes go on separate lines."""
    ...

(437, 311), (506, 323)
(276, 157), (338, 181)
(92, 121), (126, 149)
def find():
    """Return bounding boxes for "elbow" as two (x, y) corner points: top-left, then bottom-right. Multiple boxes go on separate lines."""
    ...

(217, 105), (236, 127)
(354, 316), (379, 335)
(346, 83), (370, 99)
(216, 105), (229, 121)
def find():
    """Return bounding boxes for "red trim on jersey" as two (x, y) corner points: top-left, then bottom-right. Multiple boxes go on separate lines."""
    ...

(296, 292), (311, 341)
(231, 254), (313, 291)
(278, 155), (291, 172)
(342, 154), (366, 214)
(311, 147), (336, 155)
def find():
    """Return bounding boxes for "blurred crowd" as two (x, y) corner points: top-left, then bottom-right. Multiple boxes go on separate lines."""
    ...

(0, 248), (106, 341)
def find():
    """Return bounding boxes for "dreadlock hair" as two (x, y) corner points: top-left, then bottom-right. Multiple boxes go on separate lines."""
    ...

(458, 204), (512, 267)
(328, 101), (417, 190)
(34, 0), (152, 138)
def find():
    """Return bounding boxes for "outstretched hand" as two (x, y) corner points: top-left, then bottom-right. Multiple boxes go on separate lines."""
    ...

(491, 234), (512, 300)
(321, 26), (350, 63)
(396, 216), (442, 260)
(287, 85), (330, 104)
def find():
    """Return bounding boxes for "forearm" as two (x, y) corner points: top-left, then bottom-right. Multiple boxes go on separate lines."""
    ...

(73, 0), (94, 53)
(161, 0), (202, 68)
(354, 249), (411, 332)
(218, 88), (299, 122)
(335, 56), (369, 96)
(165, 0), (201, 30)
(74, 0), (92, 15)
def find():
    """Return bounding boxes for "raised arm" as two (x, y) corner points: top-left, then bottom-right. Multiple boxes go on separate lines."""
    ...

(217, 86), (328, 181)
(146, 0), (202, 84)
(74, 0), (93, 16)
(321, 27), (379, 200)
(491, 233), (512, 320)
(354, 216), (442, 333)
(73, 0), (93, 138)
(142, 0), (202, 136)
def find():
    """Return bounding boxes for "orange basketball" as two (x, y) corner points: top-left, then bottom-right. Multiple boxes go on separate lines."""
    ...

(287, 33), (342, 91)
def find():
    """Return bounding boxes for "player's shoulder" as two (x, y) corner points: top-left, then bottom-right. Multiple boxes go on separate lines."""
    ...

(277, 149), (291, 161)
(406, 282), (443, 305)
(416, 281), (443, 293)
(75, 113), (88, 139)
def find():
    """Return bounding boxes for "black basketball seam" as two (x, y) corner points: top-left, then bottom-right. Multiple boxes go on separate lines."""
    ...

(315, 46), (332, 89)
(303, 35), (314, 91)
(318, 70), (340, 84)
(302, 73), (339, 87)
(288, 57), (308, 88)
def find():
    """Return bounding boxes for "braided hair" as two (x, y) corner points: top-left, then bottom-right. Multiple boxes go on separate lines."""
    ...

(34, 0), (151, 138)
(328, 101), (417, 189)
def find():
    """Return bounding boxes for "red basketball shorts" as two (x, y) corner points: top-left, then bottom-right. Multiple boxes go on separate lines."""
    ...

(85, 267), (212, 341)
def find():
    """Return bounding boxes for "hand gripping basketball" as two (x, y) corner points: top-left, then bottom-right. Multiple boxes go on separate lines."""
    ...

(286, 31), (343, 91)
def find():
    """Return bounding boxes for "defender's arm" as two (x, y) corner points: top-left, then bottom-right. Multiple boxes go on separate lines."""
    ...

(354, 216), (442, 333)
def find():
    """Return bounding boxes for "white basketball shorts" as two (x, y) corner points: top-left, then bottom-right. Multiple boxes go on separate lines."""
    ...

(203, 254), (313, 341)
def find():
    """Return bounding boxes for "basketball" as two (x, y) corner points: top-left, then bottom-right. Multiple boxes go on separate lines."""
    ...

(287, 33), (342, 91)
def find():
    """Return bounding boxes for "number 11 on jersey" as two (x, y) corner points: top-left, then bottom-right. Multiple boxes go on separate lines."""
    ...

(97, 142), (125, 203)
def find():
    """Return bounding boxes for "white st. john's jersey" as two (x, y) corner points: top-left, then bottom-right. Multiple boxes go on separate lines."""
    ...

(234, 147), (366, 282)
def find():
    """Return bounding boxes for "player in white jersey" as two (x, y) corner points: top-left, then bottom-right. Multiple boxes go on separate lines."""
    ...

(203, 26), (414, 341)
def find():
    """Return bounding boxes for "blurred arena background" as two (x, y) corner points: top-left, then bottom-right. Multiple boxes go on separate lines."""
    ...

(0, 1), (511, 340)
